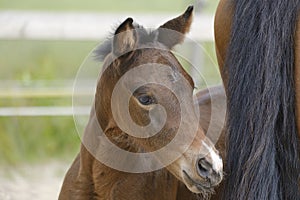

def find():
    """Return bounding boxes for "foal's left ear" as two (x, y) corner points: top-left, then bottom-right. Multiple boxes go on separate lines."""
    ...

(157, 6), (193, 49)
(113, 18), (137, 57)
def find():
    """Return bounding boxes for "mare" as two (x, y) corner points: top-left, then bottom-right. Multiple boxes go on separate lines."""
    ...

(214, 0), (300, 199)
(59, 6), (223, 200)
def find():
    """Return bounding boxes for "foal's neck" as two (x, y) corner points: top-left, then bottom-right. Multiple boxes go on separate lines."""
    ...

(89, 127), (176, 199)
(92, 160), (180, 200)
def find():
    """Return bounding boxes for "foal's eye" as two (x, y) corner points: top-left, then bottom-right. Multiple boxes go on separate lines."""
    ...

(138, 95), (155, 105)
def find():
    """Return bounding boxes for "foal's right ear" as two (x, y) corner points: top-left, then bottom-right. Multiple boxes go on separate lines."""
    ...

(157, 6), (194, 49)
(113, 18), (137, 57)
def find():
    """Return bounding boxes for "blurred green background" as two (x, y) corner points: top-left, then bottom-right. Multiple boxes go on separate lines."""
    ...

(0, 0), (218, 12)
(0, 0), (220, 166)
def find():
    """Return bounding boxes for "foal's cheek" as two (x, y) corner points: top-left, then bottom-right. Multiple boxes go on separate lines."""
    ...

(134, 127), (178, 152)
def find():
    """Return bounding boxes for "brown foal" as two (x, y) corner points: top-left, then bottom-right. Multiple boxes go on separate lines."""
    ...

(59, 6), (224, 200)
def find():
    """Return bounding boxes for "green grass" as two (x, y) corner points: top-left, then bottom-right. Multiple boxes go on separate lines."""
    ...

(0, 40), (96, 165)
(0, 0), (188, 12)
(0, 0), (219, 13)
(0, 40), (98, 80)
(0, 116), (80, 165)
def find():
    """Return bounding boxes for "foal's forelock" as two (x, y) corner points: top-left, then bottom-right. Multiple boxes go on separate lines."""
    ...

(94, 28), (166, 62)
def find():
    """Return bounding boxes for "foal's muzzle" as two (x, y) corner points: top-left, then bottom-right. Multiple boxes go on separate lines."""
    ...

(197, 157), (222, 186)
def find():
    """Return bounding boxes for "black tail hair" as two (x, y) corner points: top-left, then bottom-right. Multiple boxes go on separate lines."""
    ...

(223, 0), (300, 199)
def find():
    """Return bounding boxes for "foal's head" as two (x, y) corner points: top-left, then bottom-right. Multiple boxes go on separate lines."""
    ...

(94, 6), (222, 194)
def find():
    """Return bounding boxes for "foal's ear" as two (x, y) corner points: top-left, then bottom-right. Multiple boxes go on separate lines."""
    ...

(113, 18), (137, 57)
(157, 6), (193, 49)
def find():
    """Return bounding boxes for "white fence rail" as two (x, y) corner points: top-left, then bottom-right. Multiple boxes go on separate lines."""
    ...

(0, 106), (90, 116)
(0, 80), (94, 116)
(0, 11), (214, 41)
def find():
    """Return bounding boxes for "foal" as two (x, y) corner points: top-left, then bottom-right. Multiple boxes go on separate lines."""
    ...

(59, 7), (223, 200)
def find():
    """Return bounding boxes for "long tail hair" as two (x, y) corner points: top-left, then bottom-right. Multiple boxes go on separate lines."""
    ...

(223, 1), (300, 199)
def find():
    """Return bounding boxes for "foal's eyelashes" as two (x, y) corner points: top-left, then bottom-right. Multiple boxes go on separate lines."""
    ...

(133, 86), (157, 106)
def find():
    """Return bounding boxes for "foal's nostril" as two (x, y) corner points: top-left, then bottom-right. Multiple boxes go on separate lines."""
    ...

(197, 158), (213, 179)
(196, 157), (223, 186)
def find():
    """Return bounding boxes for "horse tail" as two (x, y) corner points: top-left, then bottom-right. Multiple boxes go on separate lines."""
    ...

(223, 0), (300, 199)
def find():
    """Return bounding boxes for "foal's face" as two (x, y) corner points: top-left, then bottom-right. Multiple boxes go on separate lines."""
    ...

(96, 6), (223, 195)
(125, 48), (223, 194)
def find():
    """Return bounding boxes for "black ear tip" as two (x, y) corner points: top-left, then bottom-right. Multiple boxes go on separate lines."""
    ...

(124, 17), (134, 25)
(126, 17), (133, 24)
(186, 5), (194, 14)
(120, 17), (133, 27)
(183, 5), (193, 18)
(115, 17), (134, 34)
